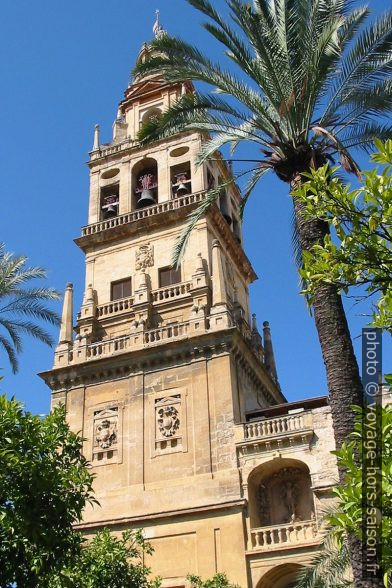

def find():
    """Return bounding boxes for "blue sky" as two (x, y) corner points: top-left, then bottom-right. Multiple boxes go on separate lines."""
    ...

(0, 0), (390, 414)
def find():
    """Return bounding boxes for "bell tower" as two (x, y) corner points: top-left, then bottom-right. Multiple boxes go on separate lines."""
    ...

(40, 18), (287, 587)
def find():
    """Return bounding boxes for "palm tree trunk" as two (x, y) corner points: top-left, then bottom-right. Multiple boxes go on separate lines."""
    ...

(291, 177), (383, 588)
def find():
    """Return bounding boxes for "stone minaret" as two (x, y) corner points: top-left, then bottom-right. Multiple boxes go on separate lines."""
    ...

(39, 22), (337, 588)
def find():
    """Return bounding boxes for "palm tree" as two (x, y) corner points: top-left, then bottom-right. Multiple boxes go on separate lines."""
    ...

(294, 535), (353, 588)
(0, 243), (60, 373)
(133, 2), (392, 585)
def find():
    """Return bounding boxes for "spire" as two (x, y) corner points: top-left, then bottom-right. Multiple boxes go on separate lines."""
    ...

(153, 9), (166, 39)
(263, 321), (279, 384)
(92, 124), (100, 151)
(58, 283), (73, 345)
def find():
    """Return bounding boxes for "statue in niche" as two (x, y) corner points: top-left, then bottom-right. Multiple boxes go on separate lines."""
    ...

(258, 484), (270, 526)
(281, 478), (301, 523)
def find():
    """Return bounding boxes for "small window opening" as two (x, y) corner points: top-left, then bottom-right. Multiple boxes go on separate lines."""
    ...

(111, 278), (132, 301)
(159, 266), (182, 288)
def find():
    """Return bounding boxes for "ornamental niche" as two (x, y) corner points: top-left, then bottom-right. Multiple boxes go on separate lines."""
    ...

(135, 244), (154, 271)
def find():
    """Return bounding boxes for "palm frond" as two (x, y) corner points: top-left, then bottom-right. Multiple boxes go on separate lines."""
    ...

(0, 318), (23, 353)
(322, 9), (392, 123)
(1, 300), (60, 326)
(4, 319), (55, 347)
(0, 244), (60, 372)
(239, 166), (270, 217)
(172, 186), (224, 269)
(0, 334), (18, 374)
(294, 535), (353, 588)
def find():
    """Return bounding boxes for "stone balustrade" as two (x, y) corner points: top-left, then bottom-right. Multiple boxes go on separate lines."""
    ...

(151, 281), (192, 303)
(96, 296), (135, 318)
(80, 320), (193, 361)
(90, 138), (138, 159)
(245, 413), (310, 440)
(250, 520), (318, 551)
(54, 310), (257, 368)
(144, 322), (190, 344)
(88, 335), (134, 358)
(81, 191), (206, 237)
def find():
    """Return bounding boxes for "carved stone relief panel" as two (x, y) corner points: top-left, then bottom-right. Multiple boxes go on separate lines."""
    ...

(90, 404), (123, 465)
(153, 393), (187, 455)
(135, 243), (154, 271)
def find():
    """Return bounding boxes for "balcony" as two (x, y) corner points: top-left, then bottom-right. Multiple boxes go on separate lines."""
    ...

(151, 281), (192, 304)
(96, 296), (135, 319)
(235, 412), (314, 455)
(80, 191), (207, 238)
(249, 520), (319, 552)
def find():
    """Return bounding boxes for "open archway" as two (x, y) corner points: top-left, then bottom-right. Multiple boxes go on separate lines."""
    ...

(256, 563), (304, 588)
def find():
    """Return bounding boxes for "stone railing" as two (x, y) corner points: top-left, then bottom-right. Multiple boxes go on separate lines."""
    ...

(151, 281), (192, 303)
(87, 335), (134, 358)
(81, 191), (207, 237)
(85, 320), (192, 360)
(90, 138), (139, 159)
(244, 412), (311, 440)
(96, 296), (134, 318)
(250, 520), (318, 551)
(144, 322), (191, 344)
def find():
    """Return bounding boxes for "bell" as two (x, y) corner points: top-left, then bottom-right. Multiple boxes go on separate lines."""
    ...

(105, 204), (117, 216)
(176, 182), (189, 196)
(137, 189), (156, 208)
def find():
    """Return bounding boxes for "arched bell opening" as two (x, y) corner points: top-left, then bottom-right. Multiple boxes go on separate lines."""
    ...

(100, 183), (120, 220)
(139, 107), (162, 131)
(248, 458), (315, 529)
(170, 161), (192, 198)
(256, 563), (305, 588)
(132, 158), (159, 209)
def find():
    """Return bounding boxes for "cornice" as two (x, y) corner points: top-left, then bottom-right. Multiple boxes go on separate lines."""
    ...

(74, 498), (246, 532)
(39, 327), (284, 405)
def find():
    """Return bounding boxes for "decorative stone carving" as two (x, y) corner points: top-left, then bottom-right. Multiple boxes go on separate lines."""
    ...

(154, 394), (183, 453)
(95, 418), (117, 449)
(135, 244), (154, 270)
(93, 407), (118, 461)
(157, 405), (180, 438)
